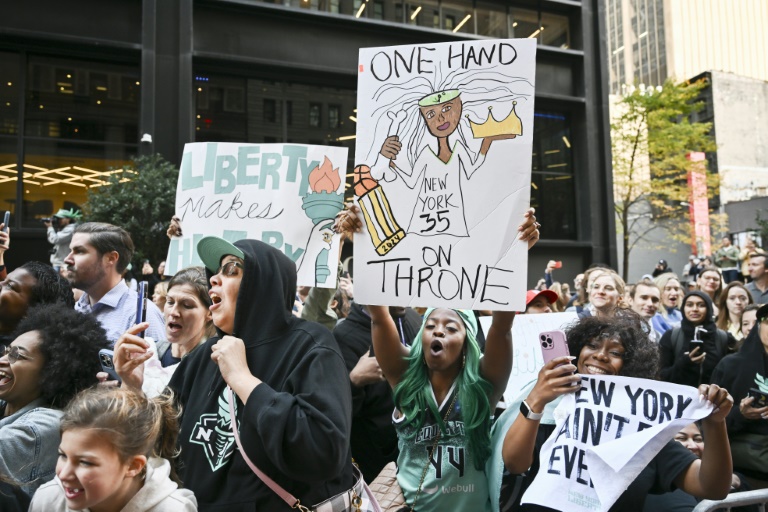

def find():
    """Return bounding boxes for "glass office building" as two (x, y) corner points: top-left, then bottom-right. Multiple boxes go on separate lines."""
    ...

(2, 0), (616, 279)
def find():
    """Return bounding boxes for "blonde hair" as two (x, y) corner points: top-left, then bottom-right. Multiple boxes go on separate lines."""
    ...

(153, 281), (169, 310)
(653, 273), (681, 319)
(61, 387), (182, 484)
(548, 282), (565, 312)
(590, 270), (629, 310)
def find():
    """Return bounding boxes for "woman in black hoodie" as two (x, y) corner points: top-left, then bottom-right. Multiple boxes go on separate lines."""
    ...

(711, 304), (768, 481)
(117, 237), (368, 511)
(659, 290), (733, 387)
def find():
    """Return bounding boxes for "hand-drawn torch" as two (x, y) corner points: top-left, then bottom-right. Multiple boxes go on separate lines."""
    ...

(302, 156), (344, 284)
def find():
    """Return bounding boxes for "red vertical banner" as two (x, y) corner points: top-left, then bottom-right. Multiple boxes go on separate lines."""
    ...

(686, 152), (710, 256)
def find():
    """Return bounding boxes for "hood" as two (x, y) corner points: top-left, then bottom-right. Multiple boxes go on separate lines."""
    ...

(206, 239), (297, 343)
(680, 290), (716, 333)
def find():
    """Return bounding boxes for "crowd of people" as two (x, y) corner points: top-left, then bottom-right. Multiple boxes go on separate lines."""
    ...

(0, 207), (766, 512)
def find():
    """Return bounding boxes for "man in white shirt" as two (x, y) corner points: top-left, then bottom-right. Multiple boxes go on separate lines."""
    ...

(64, 222), (165, 343)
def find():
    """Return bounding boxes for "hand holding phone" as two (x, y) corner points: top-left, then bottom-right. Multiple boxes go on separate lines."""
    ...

(99, 349), (122, 383)
(2, 211), (9, 233)
(748, 388), (768, 409)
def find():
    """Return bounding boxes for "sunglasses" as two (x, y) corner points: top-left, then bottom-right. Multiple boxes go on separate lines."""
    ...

(215, 261), (244, 277)
(1, 345), (33, 364)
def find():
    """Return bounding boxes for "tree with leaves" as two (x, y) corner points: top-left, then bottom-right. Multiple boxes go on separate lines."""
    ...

(612, 79), (719, 281)
(84, 154), (178, 266)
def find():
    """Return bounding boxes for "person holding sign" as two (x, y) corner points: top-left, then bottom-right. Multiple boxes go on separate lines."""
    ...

(336, 205), (540, 511)
(498, 313), (734, 511)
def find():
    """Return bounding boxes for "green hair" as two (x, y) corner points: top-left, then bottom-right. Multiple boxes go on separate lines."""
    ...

(393, 308), (493, 470)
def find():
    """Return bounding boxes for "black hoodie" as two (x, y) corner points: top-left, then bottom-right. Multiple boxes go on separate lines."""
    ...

(333, 301), (423, 482)
(659, 291), (731, 387)
(711, 322), (768, 437)
(168, 240), (354, 511)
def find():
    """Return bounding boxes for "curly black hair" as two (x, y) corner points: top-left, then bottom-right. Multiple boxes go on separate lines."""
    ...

(12, 304), (109, 408)
(20, 261), (74, 308)
(565, 310), (659, 379)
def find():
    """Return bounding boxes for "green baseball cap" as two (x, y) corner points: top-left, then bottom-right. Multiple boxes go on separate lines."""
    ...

(53, 208), (82, 220)
(418, 89), (460, 107)
(197, 236), (245, 273)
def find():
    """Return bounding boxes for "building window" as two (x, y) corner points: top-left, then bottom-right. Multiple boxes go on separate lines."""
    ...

(264, 99), (276, 123)
(530, 111), (576, 240)
(328, 105), (340, 129)
(0, 53), (140, 229)
(373, 0), (383, 19)
(309, 103), (321, 128)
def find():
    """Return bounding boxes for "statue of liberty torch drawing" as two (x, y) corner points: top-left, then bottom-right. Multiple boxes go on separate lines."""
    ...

(297, 156), (345, 285)
(355, 67), (532, 254)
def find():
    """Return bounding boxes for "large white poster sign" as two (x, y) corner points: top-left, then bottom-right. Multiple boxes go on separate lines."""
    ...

(353, 39), (536, 310)
(165, 142), (348, 288)
(522, 375), (711, 512)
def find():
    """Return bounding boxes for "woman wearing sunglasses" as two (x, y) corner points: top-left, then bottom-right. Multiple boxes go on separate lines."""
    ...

(117, 236), (374, 511)
(0, 304), (109, 500)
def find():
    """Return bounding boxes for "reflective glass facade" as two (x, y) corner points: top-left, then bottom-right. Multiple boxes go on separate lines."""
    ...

(1, 0), (615, 271)
(0, 52), (139, 228)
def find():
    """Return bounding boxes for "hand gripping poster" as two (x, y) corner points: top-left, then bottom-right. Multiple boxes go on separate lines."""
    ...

(521, 375), (711, 512)
(353, 40), (536, 310)
(165, 142), (348, 288)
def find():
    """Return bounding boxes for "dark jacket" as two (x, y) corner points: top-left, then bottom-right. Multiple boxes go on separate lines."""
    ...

(169, 240), (354, 511)
(711, 323), (768, 437)
(659, 291), (731, 387)
(333, 302), (422, 481)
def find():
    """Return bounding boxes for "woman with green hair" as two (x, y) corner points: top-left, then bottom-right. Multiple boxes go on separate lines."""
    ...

(369, 305), (515, 511)
(360, 213), (539, 512)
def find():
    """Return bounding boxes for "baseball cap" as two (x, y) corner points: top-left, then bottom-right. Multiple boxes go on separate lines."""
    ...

(197, 236), (245, 273)
(526, 289), (558, 307)
(758, 304), (768, 323)
(658, 259), (667, 266)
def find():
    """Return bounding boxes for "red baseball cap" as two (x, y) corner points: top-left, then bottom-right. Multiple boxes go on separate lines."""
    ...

(526, 289), (558, 307)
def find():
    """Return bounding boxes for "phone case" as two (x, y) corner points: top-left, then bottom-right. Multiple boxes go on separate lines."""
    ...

(99, 349), (121, 383)
(539, 330), (570, 364)
(749, 388), (768, 408)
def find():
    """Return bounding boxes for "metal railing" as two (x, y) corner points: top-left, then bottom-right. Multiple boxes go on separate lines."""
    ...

(693, 489), (768, 511)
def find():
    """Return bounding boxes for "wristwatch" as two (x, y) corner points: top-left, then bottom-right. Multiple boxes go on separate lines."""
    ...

(520, 400), (543, 421)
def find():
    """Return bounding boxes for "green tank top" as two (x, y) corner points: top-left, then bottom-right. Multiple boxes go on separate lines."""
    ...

(394, 383), (492, 511)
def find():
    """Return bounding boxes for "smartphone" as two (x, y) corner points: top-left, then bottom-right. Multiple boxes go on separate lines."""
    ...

(539, 330), (570, 365)
(135, 281), (148, 338)
(2, 211), (9, 232)
(99, 349), (121, 383)
(554, 261), (562, 269)
(749, 388), (768, 408)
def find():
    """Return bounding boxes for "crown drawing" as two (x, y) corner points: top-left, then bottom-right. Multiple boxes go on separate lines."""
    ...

(466, 101), (523, 139)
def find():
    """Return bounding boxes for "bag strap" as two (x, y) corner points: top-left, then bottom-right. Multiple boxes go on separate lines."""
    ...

(227, 386), (311, 512)
(227, 386), (382, 512)
(672, 327), (684, 357)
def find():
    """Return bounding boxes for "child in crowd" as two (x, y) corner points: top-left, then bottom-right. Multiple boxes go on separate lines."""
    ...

(29, 387), (197, 512)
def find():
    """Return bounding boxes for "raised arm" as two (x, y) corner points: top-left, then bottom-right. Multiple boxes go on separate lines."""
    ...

(480, 207), (541, 403)
(481, 311), (514, 407)
(673, 383), (733, 500)
(369, 305), (410, 389)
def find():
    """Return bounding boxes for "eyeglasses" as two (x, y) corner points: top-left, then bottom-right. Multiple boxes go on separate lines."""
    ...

(214, 261), (244, 277)
(1, 345), (32, 364)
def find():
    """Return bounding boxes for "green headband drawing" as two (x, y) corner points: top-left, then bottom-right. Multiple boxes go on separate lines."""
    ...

(354, 81), (525, 255)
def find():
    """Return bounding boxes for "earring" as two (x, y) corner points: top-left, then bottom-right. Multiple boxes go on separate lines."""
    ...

(462, 353), (466, 369)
